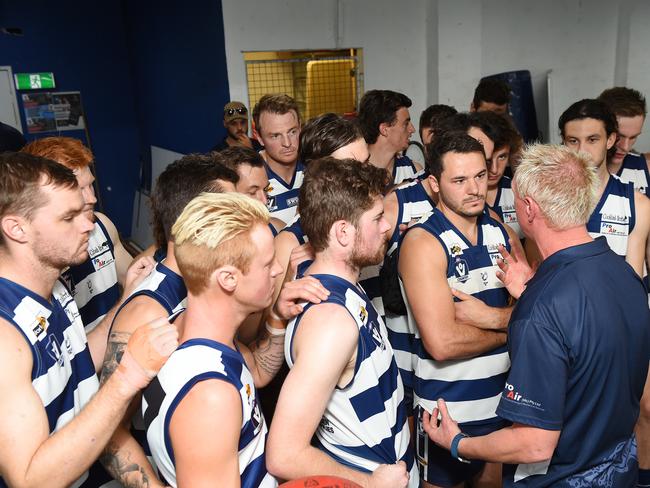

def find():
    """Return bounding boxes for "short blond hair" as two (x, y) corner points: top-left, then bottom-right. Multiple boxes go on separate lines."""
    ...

(514, 144), (599, 230)
(172, 192), (269, 294)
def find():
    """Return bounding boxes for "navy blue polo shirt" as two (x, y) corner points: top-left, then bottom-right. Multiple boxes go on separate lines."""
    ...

(497, 237), (650, 487)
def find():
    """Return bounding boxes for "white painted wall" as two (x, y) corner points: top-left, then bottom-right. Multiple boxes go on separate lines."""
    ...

(222, 0), (650, 146)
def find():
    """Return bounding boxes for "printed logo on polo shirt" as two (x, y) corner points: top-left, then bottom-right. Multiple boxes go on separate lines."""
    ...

(454, 257), (470, 283)
(504, 382), (543, 409)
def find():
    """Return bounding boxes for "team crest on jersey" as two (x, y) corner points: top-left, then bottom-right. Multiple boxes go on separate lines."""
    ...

(454, 257), (470, 283)
(266, 196), (277, 212)
(369, 321), (386, 351)
(32, 315), (48, 339)
(47, 335), (65, 367)
(359, 305), (368, 325)
(450, 244), (462, 256)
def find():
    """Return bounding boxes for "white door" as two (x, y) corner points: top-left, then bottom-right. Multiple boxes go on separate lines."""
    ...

(0, 66), (22, 131)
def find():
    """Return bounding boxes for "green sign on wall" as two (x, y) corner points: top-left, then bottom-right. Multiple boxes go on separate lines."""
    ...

(14, 72), (56, 90)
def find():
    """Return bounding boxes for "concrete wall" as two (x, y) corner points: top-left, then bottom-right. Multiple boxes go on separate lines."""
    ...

(222, 0), (650, 146)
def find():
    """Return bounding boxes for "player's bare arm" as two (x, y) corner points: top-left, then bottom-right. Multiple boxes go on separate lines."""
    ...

(267, 304), (408, 488)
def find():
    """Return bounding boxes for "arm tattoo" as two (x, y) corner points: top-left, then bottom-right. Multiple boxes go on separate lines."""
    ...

(251, 333), (286, 377)
(100, 331), (131, 386)
(100, 443), (152, 488)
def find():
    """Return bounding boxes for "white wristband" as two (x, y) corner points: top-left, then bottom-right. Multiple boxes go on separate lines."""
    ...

(265, 322), (286, 336)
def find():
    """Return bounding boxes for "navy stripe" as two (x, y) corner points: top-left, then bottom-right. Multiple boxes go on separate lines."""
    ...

(43, 348), (97, 432)
(80, 284), (120, 326)
(414, 372), (509, 403)
(349, 362), (400, 422)
(240, 452), (269, 488)
(413, 339), (508, 360)
(359, 275), (381, 301)
(386, 329), (412, 353)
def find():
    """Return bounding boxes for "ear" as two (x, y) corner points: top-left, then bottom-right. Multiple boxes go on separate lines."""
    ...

(213, 265), (239, 293)
(378, 121), (390, 138)
(332, 220), (354, 248)
(606, 131), (617, 150)
(252, 126), (263, 145)
(428, 174), (440, 193)
(523, 196), (537, 223)
(1, 215), (29, 244)
(470, 102), (477, 112)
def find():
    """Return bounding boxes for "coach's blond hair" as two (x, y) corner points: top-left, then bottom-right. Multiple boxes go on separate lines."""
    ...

(172, 192), (269, 294)
(514, 144), (599, 230)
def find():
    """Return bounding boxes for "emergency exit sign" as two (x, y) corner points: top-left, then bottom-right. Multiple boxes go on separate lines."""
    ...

(14, 72), (56, 90)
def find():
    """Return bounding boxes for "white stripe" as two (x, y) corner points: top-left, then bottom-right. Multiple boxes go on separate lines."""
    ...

(514, 459), (551, 482)
(415, 392), (502, 424)
(415, 351), (510, 382)
(53, 375), (99, 431)
(447, 265), (505, 296)
(73, 265), (117, 308)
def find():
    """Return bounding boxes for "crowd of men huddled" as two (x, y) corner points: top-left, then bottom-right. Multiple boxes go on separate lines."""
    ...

(0, 79), (648, 488)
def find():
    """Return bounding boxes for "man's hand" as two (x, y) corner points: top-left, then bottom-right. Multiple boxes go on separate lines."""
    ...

(422, 399), (461, 452)
(232, 133), (253, 148)
(273, 276), (329, 320)
(369, 461), (409, 488)
(496, 242), (534, 299)
(287, 243), (315, 279)
(452, 288), (494, 329)
(123, 255), (156, 297)
(116, 317), (178, 392)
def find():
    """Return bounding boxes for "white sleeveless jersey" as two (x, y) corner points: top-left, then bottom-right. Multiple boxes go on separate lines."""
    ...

(142, 339), (276, 488)
(265, 161), (304, 224)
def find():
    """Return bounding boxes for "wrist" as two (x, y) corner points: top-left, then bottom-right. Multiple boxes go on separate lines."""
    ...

(450, 432), (470, 464)
(266, 310), (287, 331)
(113, 349), (153, 394)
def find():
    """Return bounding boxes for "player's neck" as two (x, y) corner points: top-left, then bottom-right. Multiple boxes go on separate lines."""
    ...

(180, 292), (246, 348)
(438, 204), (480, 246)
(308, 252), (360, 287)
(486, 184), (499, 207)
(607, 158), (623, 176)
(368, 141), (397, 174)
(534, 225), (593, 260)
(0, 250), (58, 300)
(163, 242), (181, 276)
(261, 150), (296, 183)
(596, 163), (611, 198)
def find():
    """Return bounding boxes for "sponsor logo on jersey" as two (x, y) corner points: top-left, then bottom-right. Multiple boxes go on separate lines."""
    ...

(600, 222), (628, 236)
(450, 244), (462, 256)
(32, 315), (48, 339)
(286, 196), (299, 207)
(601, 213), (629, 224)
(88, 240), (110, 258)
(92, 254), (115, 272)
(454, 257), (470, 283)
(503, 211), (517, 224)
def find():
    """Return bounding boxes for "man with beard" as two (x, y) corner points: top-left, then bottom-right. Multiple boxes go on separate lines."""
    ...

(267, 158), (415, 487)
(0, 152), (177, 488)
(399, 132), (520, 487)
(212, 101), (262, 152)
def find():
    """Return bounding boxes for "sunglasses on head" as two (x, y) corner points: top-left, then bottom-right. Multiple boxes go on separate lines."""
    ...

(225, 107), (247, 116)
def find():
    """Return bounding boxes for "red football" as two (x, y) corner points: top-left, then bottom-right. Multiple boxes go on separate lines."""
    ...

(279, 475), (363, 488)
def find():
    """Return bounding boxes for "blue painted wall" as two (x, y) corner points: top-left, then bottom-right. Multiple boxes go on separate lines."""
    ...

(0, 0), (230, 235)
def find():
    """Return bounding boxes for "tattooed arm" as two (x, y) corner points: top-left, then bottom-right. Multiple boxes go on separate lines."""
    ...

(98, 298), (169, 488)
(238, 316), (287, 389)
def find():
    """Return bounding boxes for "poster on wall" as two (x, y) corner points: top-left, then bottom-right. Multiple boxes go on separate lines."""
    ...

(22, 91), (86, 134)
(22, 93), (56, 134)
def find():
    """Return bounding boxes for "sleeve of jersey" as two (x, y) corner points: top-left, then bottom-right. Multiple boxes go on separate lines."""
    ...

(495, 318), (568, 431)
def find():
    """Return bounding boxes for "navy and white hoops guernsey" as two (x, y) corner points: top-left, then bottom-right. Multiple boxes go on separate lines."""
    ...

(403, 208), (511, 424)
(143, 339), (276, 488)
(587, 175), (636, 257)
(285, 274), (417, 485)
(617, 151), (649, 196)
(487, 176), (524, 239)
(115, 261), (187, 321)
(393, 155), (423, 186)
(62, 218), (120, 332)
(0, 278), (98, 488)
(265, 161), (304, 224)
(385, 180), (435, 398)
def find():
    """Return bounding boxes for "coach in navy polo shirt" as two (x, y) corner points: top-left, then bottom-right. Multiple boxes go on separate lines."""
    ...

(422, 143), (650, 487)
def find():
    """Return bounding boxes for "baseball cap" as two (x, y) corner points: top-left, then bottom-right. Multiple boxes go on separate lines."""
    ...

(224, 101), (248, 122)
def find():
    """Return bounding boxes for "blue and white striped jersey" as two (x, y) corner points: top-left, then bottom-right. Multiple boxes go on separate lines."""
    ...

(286, 274), (416, 484)
(62, 217), (120, 332)
(143, 339), (276, 488)
(0, 278), (99, 488)
(617, 151), (649, 196)
(265, 161), (304, 224)
(393, 155), (423, 186)
(587, 175), (636, 257)
(487, 176), (524, 239)
(403, 208), (511, 426)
